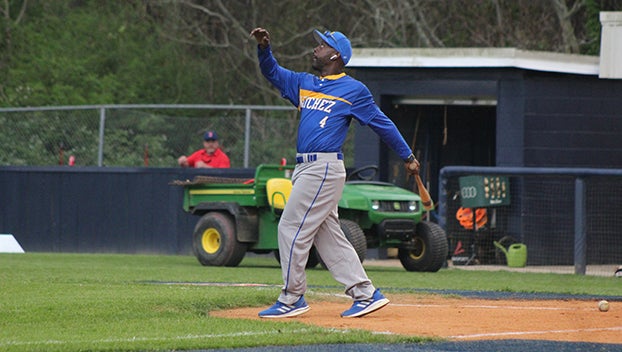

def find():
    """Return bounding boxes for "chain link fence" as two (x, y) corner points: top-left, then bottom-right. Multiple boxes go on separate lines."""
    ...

(440, 166), (622, 277)
(0, 105), (356, 168)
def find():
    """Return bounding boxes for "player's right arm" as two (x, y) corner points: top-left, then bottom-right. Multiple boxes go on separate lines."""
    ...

(251, 27), (303, 107)
(257, 45), (304, 107)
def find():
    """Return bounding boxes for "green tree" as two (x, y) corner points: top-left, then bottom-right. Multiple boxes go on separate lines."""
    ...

(2, 0), (622, 167)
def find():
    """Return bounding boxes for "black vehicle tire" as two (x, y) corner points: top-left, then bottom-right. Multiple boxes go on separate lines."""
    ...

(192, 212), (247, 267)
(341, 219), (367, 262)
(273, 247), (320, 269)
(398, 221), (448, 272)
(318, 219), (367, 269)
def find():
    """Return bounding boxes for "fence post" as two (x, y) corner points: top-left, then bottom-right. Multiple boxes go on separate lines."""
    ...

(574, 177), (587, 275)
(98, 107), (106, 167)
(244, 108), (251, 168)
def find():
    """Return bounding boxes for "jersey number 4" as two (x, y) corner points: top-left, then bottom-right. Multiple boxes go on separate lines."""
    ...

(319, 116), (328, 128)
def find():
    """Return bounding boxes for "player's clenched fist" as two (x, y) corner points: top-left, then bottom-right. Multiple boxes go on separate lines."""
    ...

(250, 27), (270, 49)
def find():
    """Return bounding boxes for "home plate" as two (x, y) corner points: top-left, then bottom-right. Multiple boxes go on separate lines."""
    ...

(0, 234), (25, 253)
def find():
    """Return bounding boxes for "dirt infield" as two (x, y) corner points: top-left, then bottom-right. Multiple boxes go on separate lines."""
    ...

(211, 293), (622, 344)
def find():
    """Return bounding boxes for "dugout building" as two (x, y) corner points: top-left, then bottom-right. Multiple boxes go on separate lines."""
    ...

(348, 12), (622, 266)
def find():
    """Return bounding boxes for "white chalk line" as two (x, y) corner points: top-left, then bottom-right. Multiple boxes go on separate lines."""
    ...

(0, 328), (345, 347)
(390, 303), (587, 311)
(450, 326), (622, 339)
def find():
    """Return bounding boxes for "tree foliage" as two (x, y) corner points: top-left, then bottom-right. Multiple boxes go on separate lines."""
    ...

(2, 0), (621, 107)
(1, 0), (620, 167)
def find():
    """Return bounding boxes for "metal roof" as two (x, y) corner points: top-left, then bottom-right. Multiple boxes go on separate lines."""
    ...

(348, 48), (600, 76)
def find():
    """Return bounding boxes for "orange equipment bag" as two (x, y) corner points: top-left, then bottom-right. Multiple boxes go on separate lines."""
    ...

(456, 207), (488, 230)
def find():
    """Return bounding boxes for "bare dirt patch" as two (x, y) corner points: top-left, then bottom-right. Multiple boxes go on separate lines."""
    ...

(211, 293), (622, 344)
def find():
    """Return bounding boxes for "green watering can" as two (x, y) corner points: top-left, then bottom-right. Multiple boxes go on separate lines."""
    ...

(493, 241), (527, 268)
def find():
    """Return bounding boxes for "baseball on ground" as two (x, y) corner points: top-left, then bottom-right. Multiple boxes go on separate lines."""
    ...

(598, 300), (610, 312)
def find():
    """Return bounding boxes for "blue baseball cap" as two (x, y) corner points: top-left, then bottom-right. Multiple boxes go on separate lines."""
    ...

(203, 130), (218, 141)
(313, 29), (352, 65)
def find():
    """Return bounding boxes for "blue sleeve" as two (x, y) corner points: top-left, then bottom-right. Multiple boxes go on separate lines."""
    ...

(257, 45), (302, 107)
(350, 85), (412, 160)
(367, 111), (413, 160)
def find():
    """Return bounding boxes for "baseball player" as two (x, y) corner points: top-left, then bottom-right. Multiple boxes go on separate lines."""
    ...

(250, 27), (420, 318)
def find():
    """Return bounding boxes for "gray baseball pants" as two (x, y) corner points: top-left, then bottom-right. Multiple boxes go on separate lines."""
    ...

(276, 153), (375, 305)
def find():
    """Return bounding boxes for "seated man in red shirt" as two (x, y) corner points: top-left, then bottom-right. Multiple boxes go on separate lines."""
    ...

(177, 130), (231, 168)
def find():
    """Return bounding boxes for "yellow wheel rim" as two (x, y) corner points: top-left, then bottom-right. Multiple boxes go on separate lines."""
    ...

(409, 238), (425, 260)
(201, 228), (221, 254)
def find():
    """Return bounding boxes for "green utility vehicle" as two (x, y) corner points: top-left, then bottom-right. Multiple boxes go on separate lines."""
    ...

(180, 164), (448, 272)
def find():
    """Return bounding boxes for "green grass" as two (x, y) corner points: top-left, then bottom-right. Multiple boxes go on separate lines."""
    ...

(0, 253), (620, 351)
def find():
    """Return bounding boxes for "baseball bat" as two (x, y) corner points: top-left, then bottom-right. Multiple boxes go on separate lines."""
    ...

(415, 174), (434, 211)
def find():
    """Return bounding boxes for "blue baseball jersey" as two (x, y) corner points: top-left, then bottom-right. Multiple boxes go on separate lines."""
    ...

(258, 46), (412, 160)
